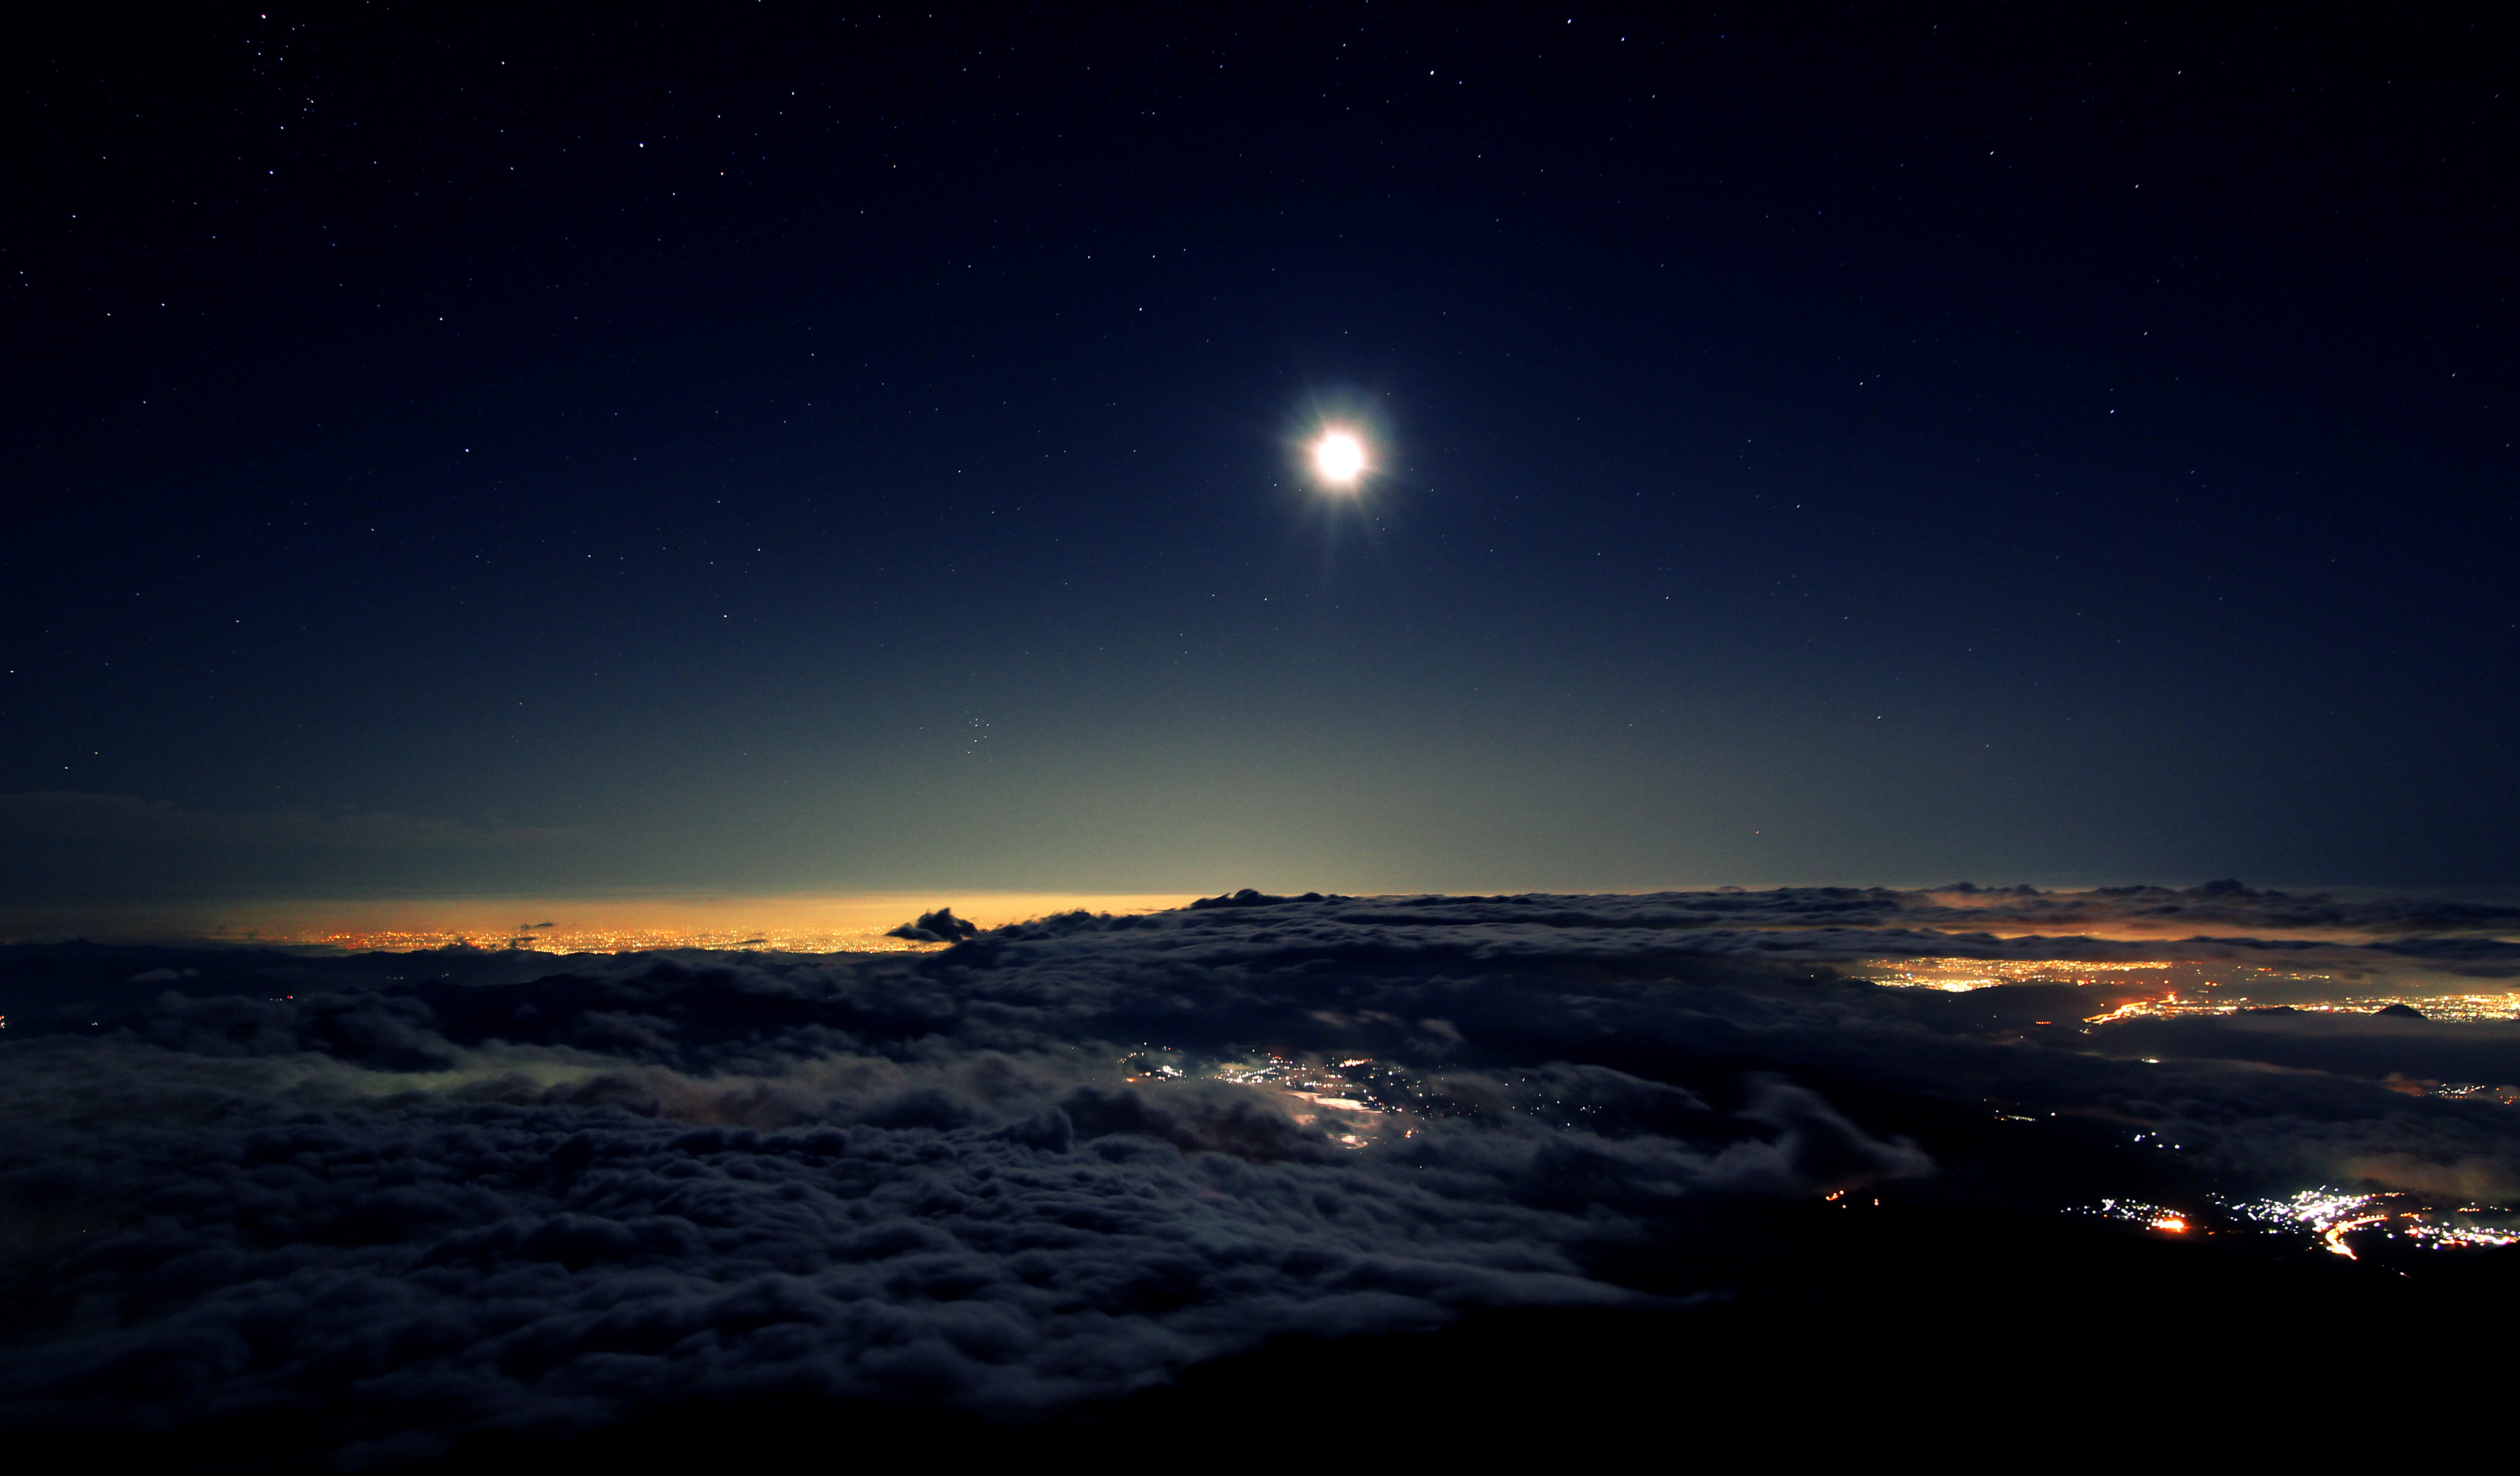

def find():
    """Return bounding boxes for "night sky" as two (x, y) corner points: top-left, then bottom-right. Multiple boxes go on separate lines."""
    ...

(12, 12), (2520, 1464)
(11, 7), (2517, 899)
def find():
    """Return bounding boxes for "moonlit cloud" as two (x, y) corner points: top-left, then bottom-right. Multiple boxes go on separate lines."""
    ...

(3, 886), (2516, 1460)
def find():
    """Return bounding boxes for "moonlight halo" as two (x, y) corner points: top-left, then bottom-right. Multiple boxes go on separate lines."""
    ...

(1312, 428), (1369, 489)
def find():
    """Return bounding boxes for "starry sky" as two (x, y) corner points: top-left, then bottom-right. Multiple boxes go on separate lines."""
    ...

(8, 5), (2516, 904)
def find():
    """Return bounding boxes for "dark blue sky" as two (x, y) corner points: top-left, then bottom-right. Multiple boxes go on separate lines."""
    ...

(8, 4), (2515, 900)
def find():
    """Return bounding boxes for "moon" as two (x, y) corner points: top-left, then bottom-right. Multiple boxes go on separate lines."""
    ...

(1312, 430), (1367, 487)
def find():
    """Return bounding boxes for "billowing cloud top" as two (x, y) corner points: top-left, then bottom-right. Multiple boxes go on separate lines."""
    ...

(1, 887), (2516, 1464)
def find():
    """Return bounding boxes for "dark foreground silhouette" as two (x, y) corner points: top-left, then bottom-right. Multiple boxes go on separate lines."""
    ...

(36, 1201), (2515, 1472)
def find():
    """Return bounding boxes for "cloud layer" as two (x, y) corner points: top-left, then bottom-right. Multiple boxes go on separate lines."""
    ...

(2, 887), (2516, 1464)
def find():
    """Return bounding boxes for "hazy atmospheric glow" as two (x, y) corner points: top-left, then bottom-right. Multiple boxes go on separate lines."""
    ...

(0, 893), (1200, 951)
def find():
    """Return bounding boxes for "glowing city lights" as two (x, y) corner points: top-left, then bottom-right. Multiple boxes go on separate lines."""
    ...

(1859, 958), (2520, 1022)
(2085, 1188), (2520, 1258)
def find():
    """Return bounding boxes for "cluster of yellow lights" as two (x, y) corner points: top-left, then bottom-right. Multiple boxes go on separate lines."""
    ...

(1864, 959), (2193, 993)
(1863, 959), (2520, 1023)
(2112, 1205), (2188, 1234)
(2307, 994), (2520, 1022)
(1211, 1052), (1577, 1147)
(2090, 1198), (2193, 1235)
(2433, 1082), (2520, 1103)
(2082, 993), (2520, 1025)
(2228, 1189), (2520, 1258)
(2080, 993), (2233, 1024)
(2091, 1189), (2520, 1258)
(295, 927), (941, 955)
(1208, 1052), (1399, 1149)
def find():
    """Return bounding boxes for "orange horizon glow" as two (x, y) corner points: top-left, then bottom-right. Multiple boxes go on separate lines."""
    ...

(0, 891), (1205, 953)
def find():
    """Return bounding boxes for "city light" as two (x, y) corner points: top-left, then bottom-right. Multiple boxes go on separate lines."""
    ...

(2087, 1189), (2520, 1257)
(1859, 958), (2520, 1022)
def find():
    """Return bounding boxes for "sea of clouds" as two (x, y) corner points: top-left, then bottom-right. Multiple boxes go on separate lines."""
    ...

(2, 883), (2516, 1464)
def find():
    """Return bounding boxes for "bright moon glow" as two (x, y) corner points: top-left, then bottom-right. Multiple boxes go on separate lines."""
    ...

(1313, 430), (1367, 486)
